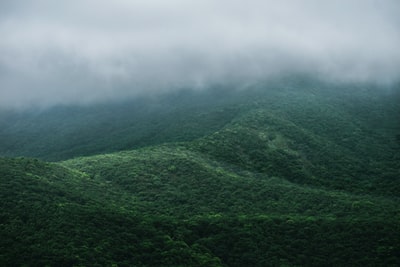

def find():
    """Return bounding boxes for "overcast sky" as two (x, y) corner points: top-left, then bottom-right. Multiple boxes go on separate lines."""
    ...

(1, 0), (399, 108)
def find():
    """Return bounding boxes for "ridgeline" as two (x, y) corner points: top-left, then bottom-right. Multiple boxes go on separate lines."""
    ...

(1, 78), (399, 266)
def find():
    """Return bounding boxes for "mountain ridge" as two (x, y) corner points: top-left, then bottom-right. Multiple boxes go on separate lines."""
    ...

(1, 79), (399, 266)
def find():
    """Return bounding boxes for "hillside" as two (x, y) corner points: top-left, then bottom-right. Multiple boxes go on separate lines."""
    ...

(1, 78), (400, 266)
(1, 150), (400, 266)
(0, 88), (243, 161)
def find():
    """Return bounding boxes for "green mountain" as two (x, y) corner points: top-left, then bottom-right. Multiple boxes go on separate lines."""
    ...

(1, 78), (400, 266)
(0, 88), (242, 161)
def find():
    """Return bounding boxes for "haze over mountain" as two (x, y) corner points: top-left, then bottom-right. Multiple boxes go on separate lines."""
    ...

(1, 1), (400, 266)
(1, 0), (400, 108)
(1, 81), (400, 266)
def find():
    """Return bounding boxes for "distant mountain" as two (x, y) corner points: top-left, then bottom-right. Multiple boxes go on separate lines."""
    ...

(1, 77), (399, 266)
(0, 87), (243, 161)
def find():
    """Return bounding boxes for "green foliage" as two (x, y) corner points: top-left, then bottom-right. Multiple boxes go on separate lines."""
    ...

(0, 78), (399, 266)
(62, 146), (399, 220)
(0, 89), (242, 161)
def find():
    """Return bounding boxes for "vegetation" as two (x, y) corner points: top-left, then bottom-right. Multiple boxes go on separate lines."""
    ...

(0, 77), (399, 266)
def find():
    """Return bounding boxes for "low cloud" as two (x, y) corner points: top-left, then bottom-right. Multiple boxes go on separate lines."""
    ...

(1, 0), (399, 107)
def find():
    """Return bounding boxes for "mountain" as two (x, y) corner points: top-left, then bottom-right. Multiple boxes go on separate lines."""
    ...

(0, 87), (242, 161)
(1, 77), (400, 266)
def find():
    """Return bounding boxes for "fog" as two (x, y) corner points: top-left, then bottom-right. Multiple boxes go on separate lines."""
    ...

(1, 0), (399, 108)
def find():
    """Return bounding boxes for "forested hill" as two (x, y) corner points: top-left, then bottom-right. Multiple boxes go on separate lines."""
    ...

(1, 78), (399, 196)
(1, 78), (400, 266)
(1, 78), (399, 163)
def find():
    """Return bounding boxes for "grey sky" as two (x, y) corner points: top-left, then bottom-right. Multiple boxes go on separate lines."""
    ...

(1, 0), (399, 107)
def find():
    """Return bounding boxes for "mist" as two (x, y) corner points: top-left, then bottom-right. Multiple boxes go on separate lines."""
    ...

(1, 0), (399, 108)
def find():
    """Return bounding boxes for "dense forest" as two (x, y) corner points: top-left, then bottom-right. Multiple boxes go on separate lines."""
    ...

(1, 77), (400, 266)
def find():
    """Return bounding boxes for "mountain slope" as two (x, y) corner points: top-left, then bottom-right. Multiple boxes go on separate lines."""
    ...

(1, 78), (400, 266)
(0, 157), (224, 266)
(1, 145), (399, 266)
(190, 106), (400, 196)
(1, 78), (398, 163)
(0, 89), (243, 161)
(62, 144), (400, 219)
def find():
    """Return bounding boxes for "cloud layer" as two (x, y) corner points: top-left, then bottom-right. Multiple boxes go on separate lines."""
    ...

(1, 0), (400, 107)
